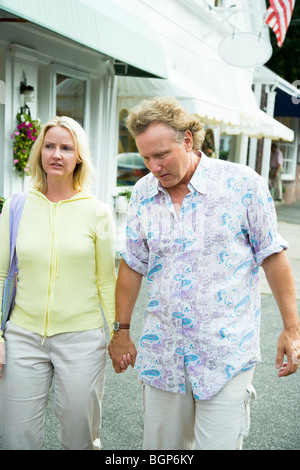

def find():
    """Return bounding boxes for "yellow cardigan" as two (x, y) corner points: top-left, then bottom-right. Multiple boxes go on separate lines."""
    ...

(0, 190), (116, 342)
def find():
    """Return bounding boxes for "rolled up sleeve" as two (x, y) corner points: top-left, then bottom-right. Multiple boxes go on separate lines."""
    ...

(247, 174), (288, 266)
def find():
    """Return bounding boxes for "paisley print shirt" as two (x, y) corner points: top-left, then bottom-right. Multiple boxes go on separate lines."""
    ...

(122, 153), (288, 399)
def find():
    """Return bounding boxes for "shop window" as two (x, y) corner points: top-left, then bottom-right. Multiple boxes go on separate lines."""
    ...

(219, 135), (231, 160)
(56, 73), (86, 126)
(275, 117), (298, 180)
(202, 128), (216, 158)
(117, 109), (149, 187)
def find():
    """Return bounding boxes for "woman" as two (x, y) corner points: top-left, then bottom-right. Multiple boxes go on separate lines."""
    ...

(0, 116), (116, 450)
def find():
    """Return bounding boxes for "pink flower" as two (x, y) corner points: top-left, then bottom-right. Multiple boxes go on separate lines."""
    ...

(14, 159), (19, 164)
(24, 167), (29, 172)
(14, 131), (20, 136)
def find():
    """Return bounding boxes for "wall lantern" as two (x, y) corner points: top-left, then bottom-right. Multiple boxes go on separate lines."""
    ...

(20, 71), (34, 114)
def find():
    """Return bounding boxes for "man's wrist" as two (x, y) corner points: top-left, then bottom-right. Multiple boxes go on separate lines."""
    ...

(112, 320), (131, 332)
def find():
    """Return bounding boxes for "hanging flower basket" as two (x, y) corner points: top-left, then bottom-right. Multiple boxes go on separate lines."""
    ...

(11, 112), (41, 177)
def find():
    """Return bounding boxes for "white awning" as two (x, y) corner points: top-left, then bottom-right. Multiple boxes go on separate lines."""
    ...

(118, 67), (294, 141)
(118, 71), (241, 127)
(186, 58), (294, 142)
(222, 109), (294, 141)
(0, 0), (167, 79)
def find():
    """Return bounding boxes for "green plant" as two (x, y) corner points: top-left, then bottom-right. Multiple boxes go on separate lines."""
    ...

(117, 188), (132, 202)
(0, 196), (6, 214)
(11, 112), (41, 177)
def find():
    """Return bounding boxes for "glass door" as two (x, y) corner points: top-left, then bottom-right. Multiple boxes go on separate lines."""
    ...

(56, 73), (86, 126)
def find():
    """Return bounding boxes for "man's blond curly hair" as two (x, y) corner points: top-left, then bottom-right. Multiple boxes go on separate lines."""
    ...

(126, 96), (205, 150)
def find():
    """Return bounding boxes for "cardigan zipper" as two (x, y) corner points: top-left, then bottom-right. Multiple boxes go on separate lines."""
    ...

(42, 201), (61, 343)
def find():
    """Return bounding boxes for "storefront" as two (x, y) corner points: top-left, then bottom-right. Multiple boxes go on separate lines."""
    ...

(0, 0), (167, 205)
(253, 66), (300, 202)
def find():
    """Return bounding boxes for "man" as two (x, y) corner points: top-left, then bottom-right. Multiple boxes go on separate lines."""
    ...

(108, 97), (300, 450)
(269, 143), (284, 201)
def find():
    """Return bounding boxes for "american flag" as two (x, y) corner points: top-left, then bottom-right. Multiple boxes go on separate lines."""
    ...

(265, 0), (295, 47)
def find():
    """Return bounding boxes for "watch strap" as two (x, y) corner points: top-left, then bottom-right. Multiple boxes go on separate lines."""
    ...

(118, 322), (130, 329)
(113, 321), (130, 331)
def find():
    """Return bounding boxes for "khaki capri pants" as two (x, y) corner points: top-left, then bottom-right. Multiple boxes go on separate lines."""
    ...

(0, 321), (106, 450)
(143, 367), (256, 450)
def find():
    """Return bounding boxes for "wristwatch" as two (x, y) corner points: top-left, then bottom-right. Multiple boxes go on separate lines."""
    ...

(113, 321), (130, 332)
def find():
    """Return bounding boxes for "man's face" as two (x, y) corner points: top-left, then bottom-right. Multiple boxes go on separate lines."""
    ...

(135, 122), (193, 189)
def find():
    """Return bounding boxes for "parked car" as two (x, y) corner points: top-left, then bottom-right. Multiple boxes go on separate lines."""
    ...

(117, 152), (149, 186)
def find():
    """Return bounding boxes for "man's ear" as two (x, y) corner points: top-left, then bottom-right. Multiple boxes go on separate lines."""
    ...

(184, 130), (193, 151)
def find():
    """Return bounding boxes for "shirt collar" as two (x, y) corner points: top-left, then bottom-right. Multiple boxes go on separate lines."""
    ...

(188, 152), (209, 195)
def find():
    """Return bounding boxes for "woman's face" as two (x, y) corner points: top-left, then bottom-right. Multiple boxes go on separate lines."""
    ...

(41, 126), (78, 183)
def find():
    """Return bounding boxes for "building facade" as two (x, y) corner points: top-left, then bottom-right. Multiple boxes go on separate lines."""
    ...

(1, 0), (299, 245)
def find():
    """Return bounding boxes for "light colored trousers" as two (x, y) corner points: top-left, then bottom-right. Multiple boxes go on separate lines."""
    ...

(143, 368), (256, 450)
(0, 321), (106, 450)
(269, 166), (283, 201)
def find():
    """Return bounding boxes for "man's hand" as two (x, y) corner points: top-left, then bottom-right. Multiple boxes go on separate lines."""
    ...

(276, 327), (300, 377)
(108, 330), (137, 374)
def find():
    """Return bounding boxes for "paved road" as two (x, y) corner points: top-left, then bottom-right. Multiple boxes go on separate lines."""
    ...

(1, 201), (300, 451)
(41, 289), (300, 451)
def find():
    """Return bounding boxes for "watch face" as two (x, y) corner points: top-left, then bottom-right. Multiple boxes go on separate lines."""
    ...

(113, 321), (119, 331)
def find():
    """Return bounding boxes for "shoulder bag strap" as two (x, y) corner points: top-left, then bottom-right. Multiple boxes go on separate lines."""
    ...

(7, 192), (27, 279)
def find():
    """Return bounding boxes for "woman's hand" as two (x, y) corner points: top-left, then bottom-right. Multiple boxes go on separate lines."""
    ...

(0, 342), (5, 378)
(108, 330), (137, 373)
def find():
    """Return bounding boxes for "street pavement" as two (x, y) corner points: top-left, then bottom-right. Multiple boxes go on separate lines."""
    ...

(1, 201), (300, 451)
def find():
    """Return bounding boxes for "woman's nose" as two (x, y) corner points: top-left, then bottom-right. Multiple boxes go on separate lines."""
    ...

(53, 146), (62, 158)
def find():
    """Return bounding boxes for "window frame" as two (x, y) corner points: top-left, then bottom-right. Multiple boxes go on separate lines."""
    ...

(51, 64), (90, 132)
(276, 117), (299, 181)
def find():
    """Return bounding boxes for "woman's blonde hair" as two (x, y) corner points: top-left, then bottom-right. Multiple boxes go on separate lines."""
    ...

(29, 116), (95, 193)
(126, 96), (206, 150)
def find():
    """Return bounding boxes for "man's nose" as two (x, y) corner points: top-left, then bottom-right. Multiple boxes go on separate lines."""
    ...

(149, 159), (161, 174)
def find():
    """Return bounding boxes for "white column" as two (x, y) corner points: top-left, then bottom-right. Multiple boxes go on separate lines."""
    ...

(235, 134), (249, 166)
(261, 86), (277, 182)
(248, 83), (262, 170)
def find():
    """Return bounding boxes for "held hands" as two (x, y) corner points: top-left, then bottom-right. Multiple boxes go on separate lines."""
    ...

(276, 327), (300, 377)
(108, 330), (137, 374)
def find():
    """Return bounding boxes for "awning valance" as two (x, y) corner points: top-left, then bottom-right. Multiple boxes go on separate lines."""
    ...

(222, 109), (294, 141)
(0, 0), (167, 79)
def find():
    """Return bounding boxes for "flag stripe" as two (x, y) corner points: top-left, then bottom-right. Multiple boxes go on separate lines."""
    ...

(265, 0), (295, 47)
